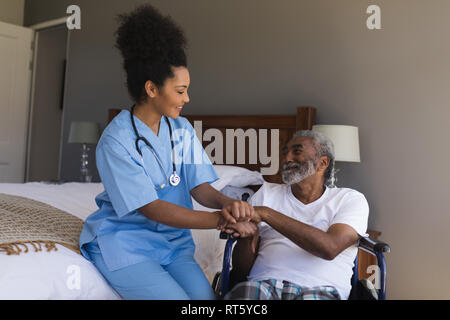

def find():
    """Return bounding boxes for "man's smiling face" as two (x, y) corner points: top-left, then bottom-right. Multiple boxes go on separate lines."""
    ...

(281, 136), (319, 185)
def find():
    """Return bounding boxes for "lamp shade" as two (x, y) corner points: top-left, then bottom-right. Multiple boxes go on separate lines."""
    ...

(312, 125), (361, 162)
(68, 121), (100, 144)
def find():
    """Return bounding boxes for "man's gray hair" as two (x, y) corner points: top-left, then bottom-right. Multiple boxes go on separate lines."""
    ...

(293, 130), (335, 186)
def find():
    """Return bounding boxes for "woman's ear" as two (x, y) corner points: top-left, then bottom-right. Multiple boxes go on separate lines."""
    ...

(144, 80), (158, 99)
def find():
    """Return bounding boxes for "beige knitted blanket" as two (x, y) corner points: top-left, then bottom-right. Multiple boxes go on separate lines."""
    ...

(0, 193), (83, 255)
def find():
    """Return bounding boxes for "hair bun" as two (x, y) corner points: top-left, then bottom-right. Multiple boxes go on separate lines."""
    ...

(115, 4), (187, 62)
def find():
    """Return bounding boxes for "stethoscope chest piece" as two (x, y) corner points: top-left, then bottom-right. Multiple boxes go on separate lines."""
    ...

(169, 173), (181, 187)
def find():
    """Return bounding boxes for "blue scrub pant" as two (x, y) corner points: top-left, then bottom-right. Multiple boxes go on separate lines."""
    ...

(85, 245), (216, 300)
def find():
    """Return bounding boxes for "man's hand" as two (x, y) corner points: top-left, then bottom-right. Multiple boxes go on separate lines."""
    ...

(218, 200), (255, 228)
(251, 206), (268, 224)
(222, 221), (258, 239)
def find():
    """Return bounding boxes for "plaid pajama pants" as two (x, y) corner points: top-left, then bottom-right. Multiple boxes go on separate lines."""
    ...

(224, 279), (341, 300)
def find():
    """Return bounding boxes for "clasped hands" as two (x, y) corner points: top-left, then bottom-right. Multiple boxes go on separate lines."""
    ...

(216, 200), (265, 239)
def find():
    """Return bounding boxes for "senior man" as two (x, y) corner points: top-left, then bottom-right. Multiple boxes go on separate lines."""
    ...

(223, 130), (369, 300)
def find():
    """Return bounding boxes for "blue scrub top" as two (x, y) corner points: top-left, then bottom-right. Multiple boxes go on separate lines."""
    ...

(79, 110), (218, 272)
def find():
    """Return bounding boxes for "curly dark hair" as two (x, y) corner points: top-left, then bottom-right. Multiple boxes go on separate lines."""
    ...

(115, 4), (188, 103)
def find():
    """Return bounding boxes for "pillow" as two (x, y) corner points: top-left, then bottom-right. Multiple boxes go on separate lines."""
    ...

(220, 186), (255, 202)
(211, 165), (264, 190)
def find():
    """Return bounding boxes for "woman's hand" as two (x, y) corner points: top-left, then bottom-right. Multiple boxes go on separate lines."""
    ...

(222, 221), (258, 239)
(218, 200), (255, 229)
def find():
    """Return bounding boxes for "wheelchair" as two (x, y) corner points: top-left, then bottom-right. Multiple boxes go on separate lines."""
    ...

(213, 233), (390, 300)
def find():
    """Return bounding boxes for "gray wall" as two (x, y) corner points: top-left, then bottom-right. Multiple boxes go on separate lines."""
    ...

(25, 0), (450, 299)
(0, 0), (24, 25)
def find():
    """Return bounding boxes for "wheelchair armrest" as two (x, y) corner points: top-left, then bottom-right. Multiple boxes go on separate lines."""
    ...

(359, 236), (390, 254)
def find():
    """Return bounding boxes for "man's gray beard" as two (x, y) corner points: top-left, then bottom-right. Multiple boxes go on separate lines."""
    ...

(281, 160), (317, 185)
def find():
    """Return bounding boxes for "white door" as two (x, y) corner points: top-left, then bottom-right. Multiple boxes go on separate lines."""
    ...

(0, 21), (34, 183)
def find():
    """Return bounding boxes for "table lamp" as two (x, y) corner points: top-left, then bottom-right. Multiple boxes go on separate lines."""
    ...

(312, 125), (361, 187)
(68, 121), (101, 182)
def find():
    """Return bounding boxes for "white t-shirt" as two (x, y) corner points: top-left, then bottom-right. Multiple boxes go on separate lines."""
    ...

(247, 183), (369, 299)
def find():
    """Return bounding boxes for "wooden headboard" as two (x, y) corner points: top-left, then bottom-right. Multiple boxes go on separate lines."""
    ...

(108, 107), (316, 183)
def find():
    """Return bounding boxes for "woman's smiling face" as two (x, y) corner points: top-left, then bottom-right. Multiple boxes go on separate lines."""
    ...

(146, 66), (191, 119)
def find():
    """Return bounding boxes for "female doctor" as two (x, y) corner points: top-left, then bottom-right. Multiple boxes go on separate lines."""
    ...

(79, 5), (256, 300)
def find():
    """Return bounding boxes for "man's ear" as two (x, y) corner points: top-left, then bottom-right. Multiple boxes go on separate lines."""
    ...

(144, 80), (159, 99)
(317, 156), (330, 173)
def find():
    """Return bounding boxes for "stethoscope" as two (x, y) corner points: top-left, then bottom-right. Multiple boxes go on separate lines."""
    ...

(130, 105), (181, 189)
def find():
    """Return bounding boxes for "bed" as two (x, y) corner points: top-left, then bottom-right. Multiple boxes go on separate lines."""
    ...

(0, 107), (316, 300)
